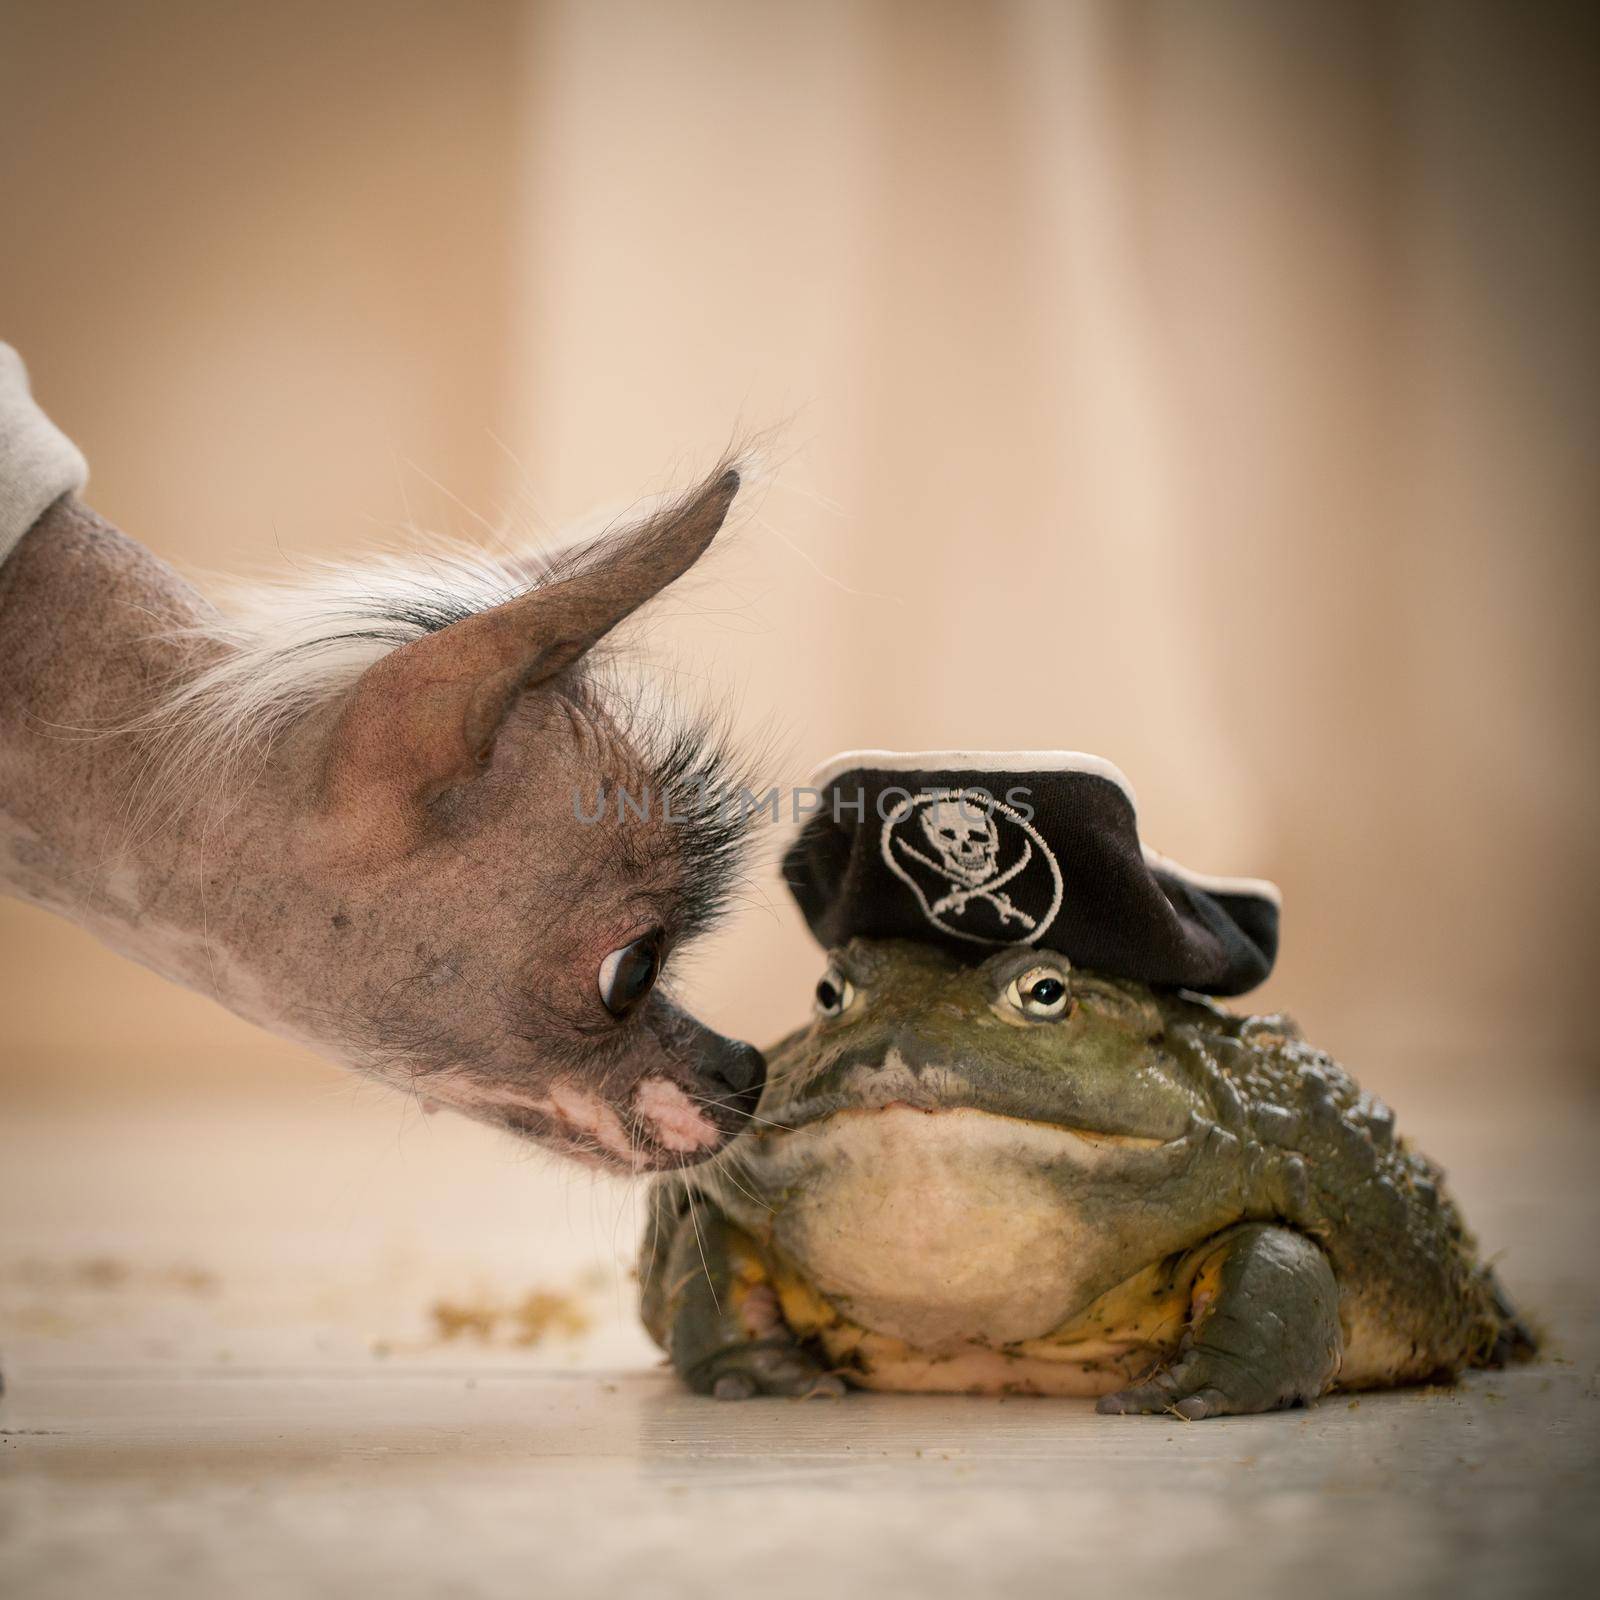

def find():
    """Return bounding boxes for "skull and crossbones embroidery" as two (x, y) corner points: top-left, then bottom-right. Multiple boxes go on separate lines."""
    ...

(877, 787), (1066, 947)
(894, 794), (1037, 929)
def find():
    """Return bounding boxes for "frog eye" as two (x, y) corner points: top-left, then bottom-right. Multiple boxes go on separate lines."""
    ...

(1004, 964), (1074, 1021)
(814, 964), (856, 1018)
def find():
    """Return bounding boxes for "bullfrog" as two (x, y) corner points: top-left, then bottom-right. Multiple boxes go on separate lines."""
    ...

(640, 938), (1536, 1416)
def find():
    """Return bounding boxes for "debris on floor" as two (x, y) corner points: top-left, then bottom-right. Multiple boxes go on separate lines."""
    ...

(429, 1286), (593, 1348)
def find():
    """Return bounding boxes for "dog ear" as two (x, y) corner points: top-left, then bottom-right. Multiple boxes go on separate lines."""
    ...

(318, 464), (740, 852)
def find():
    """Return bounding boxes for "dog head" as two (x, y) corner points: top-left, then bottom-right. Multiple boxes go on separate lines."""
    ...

(285, 465), (765, 1169)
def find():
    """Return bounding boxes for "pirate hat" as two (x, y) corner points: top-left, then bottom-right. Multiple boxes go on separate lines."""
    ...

(781, 751), (1281, 997)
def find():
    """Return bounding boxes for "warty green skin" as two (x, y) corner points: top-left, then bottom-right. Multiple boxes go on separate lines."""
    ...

(641, 939), (1535, 1415)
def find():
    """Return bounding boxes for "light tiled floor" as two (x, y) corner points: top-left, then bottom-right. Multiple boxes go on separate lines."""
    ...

(2, 1087), (1596, 1599)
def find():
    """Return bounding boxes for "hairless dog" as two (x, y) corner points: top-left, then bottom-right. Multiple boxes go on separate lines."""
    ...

(0, 344), (765, 1171)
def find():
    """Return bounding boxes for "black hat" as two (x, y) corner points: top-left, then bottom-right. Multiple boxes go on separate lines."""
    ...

(781, 751), (1280, 997)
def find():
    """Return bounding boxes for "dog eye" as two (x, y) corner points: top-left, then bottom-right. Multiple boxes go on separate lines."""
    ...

(814, 965), (856, 1018)
(598, 932), (663, 1017)
(1004, 964), (1074, 1021)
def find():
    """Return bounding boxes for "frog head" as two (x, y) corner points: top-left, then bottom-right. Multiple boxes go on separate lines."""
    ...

(732, 939), (1217, 1347)
(756, 937), (1202, 1144)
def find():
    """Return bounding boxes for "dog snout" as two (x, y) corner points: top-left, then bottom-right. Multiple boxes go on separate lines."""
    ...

(636, 999), (767, 1153)
(705, 1036), (766, 1113)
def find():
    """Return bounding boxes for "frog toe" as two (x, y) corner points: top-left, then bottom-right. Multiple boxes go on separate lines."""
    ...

(1097, 1350), (1228, 1416)
(691, 1339), (846, 1401)
(1171, 1388), (1233, 1420)
(1097, 1354), (1272, 1418)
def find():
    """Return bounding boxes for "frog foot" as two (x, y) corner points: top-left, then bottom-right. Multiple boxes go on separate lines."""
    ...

(689, 1338), (847, 1401)
(1097, 1223), (1343, 1419)
(1097, 1345), (1291, 1419)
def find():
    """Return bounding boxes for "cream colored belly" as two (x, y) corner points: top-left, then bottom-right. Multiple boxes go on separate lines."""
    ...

(756, 1107), (1152, 1349)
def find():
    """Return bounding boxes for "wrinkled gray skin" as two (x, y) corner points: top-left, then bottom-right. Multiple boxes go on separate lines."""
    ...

(642, 939), (1536, 1416)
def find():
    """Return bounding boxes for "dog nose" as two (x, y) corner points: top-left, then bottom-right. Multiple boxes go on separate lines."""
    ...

(707, 1038), (766, 1112)
(642, 999), (767, 1124)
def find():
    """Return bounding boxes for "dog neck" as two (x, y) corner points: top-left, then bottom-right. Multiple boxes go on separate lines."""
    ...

(0, 497), (313, 1034)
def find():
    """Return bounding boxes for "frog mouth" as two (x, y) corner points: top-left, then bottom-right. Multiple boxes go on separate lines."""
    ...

(743, 1103), (1184, 1187)
(756, 1047), (1182, 1148)
(762, 1101), (1171, 1149)
(748, 1100), (1177, 1152)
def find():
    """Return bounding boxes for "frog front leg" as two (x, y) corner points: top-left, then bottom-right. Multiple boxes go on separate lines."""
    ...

(649, 1191), (845, 1401)
(1098, 1224), (1342, 1419)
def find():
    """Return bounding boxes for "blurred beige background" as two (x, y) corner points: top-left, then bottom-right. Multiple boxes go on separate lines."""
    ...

(4, 10), (1599, 1593)
(2, 0), (1597, 1113)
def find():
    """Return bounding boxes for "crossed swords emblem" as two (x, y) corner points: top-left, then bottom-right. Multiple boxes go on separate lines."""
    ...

(893, 828), (1037, 930)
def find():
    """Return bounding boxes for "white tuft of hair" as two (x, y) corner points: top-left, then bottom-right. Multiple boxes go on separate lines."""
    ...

(115, 454), (764, 840)
(116, 535), (553, 838)
(113, 451), (768, 842)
